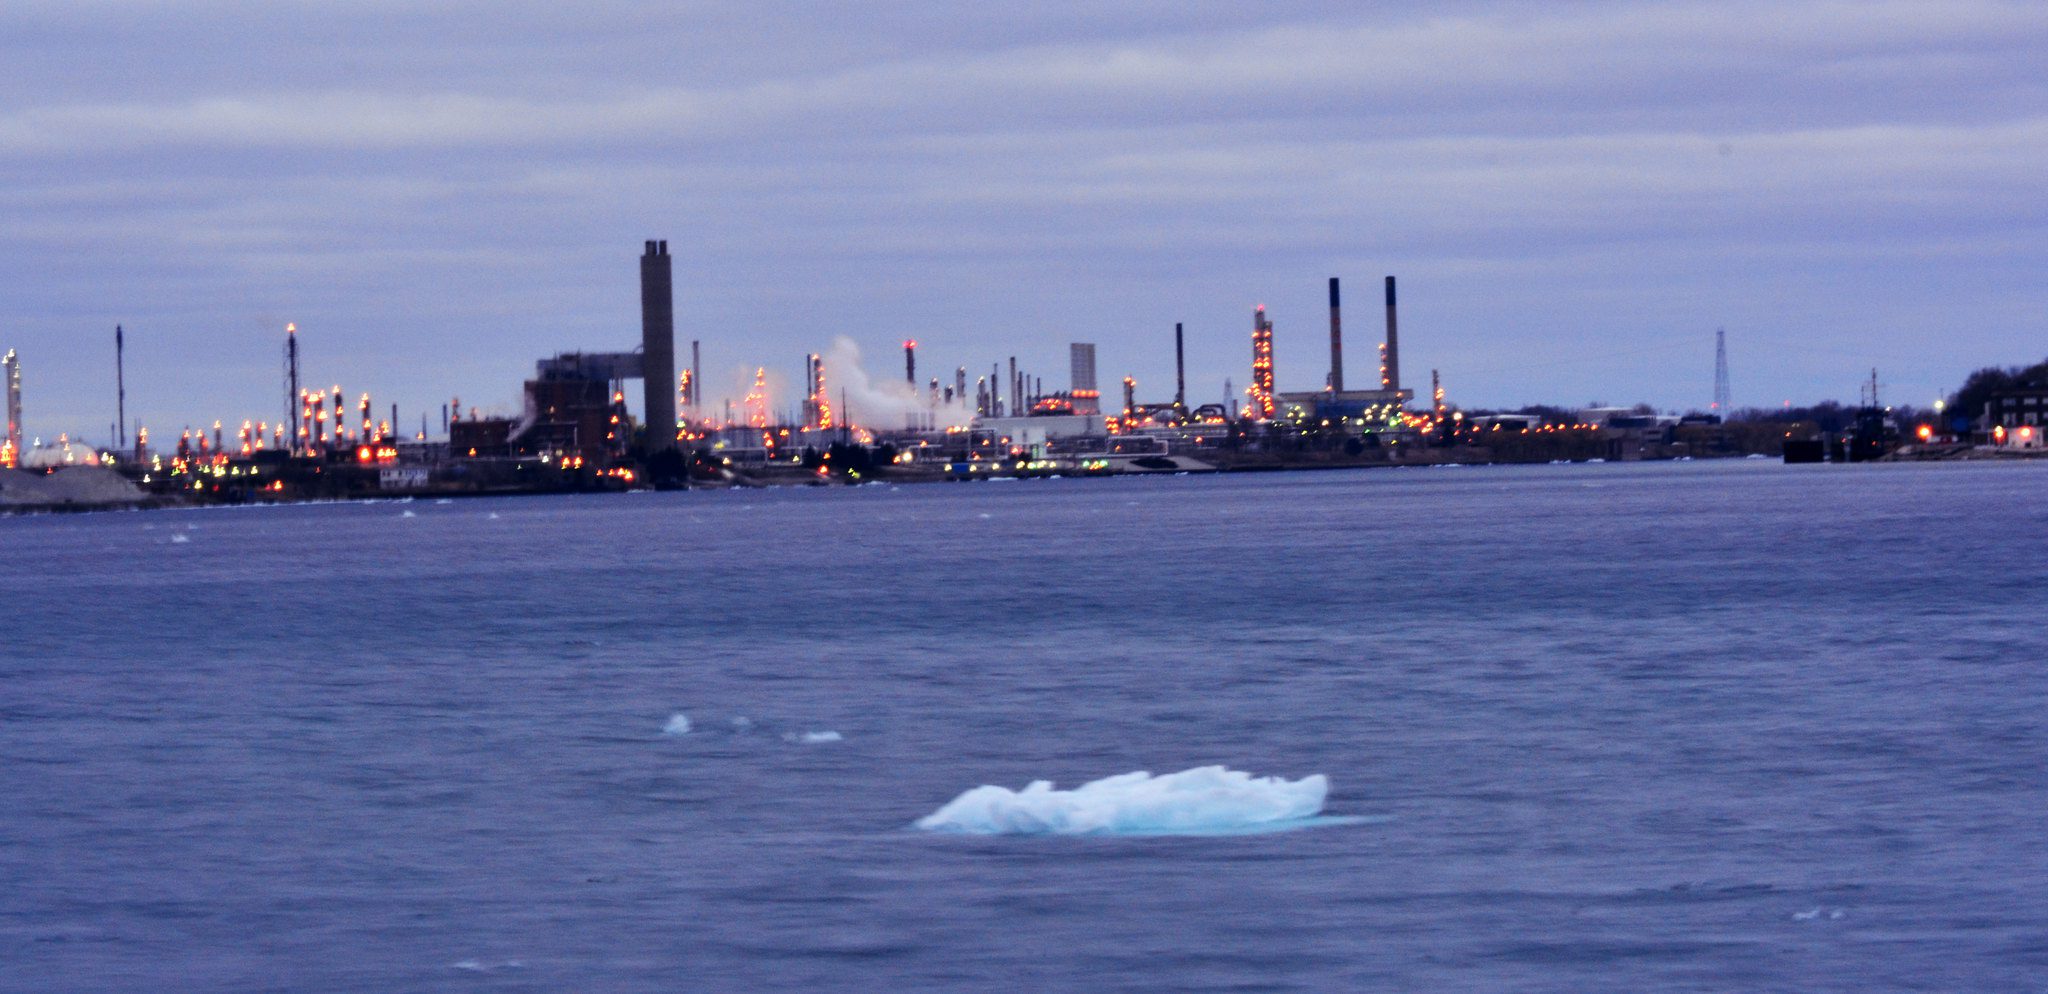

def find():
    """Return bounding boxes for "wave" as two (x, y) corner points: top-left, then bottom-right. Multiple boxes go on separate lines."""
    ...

(914, 766), (1341, 836)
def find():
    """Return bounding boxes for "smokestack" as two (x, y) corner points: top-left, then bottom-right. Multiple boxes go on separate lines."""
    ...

(691, 340), (701, 409)
(1328, 278), (1344, 393)
(1383, 276), (1401, 393)
(1008, 356), (1017, 418)
(285, 324), (300, 453)
(904, 340), (917, 385)
(115, 325), (127, 449)
(639, 240), (678, 452)
(1174, 323), (1187, 415)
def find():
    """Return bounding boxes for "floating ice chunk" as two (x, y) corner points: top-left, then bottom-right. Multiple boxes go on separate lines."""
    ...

(487, 512), (501, 520)
(435, 499), (453, 505)
(401, 510), (417, 518)
(915, 766), (1332, 836)
(783, 730), (842, 744)
(977, 513), (992, 519)
(662, 713), (691, 735)
(729, 716), (753, 731)
(451, 959), (523, 973)
(169, 533), (190, 544)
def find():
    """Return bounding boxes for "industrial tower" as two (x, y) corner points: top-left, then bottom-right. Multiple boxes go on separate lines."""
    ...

(284, 323), (301, 452)
(639, 241), (678, 452)
(1249, 306), (1276, 419)
(3, 349), (20, 466)
(1069, 344), (1100, 415)
(1713, 328), (1731, 414)
(114, 326), (127, 450)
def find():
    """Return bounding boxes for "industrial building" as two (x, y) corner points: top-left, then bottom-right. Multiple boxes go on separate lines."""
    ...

(1273, 276), (1414, 430)
(1069, 343), (1100, 415)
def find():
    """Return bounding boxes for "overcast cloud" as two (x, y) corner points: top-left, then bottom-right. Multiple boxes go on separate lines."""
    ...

(3, 0), (2043, 439)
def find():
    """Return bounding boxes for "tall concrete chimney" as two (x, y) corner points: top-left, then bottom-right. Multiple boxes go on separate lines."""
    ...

(640, 240), (678, 452)
(1327, 278), (1344, 392)
(1174, 323), (1187, 415)
(904, 340), (917, 385)
(1383, 275), (1401, 393)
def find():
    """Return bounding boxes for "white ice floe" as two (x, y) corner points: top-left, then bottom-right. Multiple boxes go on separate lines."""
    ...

(729, 715), (753, 731)
(661, 713), (691, 735)
(169, 533), (190, 544)
(401, 509), (417, 518)
(784, 730), (842, 744)
(915, 766), (1339, 836)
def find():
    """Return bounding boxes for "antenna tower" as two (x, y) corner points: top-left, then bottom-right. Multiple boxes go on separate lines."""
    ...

(1712, 327), (1731, 414)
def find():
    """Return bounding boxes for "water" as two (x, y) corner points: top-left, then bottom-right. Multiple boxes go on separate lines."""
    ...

(4, 460), (2045, 992)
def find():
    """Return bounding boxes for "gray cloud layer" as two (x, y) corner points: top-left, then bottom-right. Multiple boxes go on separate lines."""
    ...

(3, 1), (2042, 437)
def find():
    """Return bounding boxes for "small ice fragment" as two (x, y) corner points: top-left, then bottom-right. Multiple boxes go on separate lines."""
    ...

(977, 513), (992, 519)
(662, 714), (691, 736)
(916, 766), (1329, 836)
(729, 716), (753, 731)
(784, 730), (842, 744)
(452, 960), (485, 972)
(401, 510), (417, 518)
(170, 533), (190, 544)
(1793, 908), (1820, 921)
(487, 512), (501, 520)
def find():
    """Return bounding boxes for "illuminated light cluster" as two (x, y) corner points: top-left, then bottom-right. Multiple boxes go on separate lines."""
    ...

(745, 367), (770, 429)
(809, 354), (834, 430)
(1249, 306), (1275, 420)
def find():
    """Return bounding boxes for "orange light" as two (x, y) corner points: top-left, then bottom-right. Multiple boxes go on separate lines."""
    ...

(1916, 425), (1932, 441)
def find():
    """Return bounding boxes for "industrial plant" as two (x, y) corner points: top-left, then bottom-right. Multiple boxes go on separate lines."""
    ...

(2, 239), (2041, 512)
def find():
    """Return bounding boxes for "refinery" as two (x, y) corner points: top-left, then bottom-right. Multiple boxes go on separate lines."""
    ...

(2, 239), (2043, 512)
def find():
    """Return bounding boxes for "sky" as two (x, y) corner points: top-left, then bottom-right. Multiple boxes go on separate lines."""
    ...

(3, 0), (2043, 443)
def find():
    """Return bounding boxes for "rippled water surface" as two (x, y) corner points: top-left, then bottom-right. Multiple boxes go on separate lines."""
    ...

(5, 460), (2046, 992)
